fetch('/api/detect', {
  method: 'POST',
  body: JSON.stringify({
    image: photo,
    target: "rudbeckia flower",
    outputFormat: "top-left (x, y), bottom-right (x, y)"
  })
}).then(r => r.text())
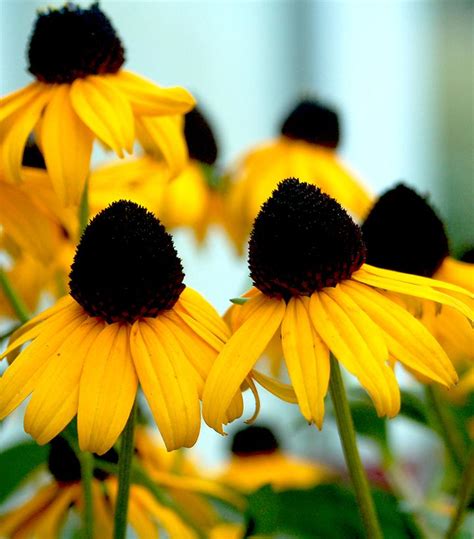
top-left (203, 179), bottom-right (473, 433)
top-left (218, 425), bottom-right (332, 493)
top-left (89, 106), bottom-right (223, 244)
top-left (224, 100), bottom-right (373, 253)
top-left (0, 437), bottom-right (197, 538)
top-left (362, 184), bottom-right (474, 363)
top-left (0, 2), bottom-right (194, 205)
top-left (0, 200), bottom-right (241, 453)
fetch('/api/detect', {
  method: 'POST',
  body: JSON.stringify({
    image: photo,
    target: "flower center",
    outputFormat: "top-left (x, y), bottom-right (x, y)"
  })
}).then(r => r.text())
top-left (231, 426), bottom-right (279, 457)
top-left (28, 3), bottom-right (125, 84)
top-left (184, 107), bottom-right (218, 165)
top-left (248, 178), bottom-right (366, 299)
top-left (69, 200), bottom-right (185, 324)
top-left (280, 100), bottom-right (340, 149)
top-left (362, 184), bottom-right (449, 277)
top-left (460, 248), bottom-right (474, 264)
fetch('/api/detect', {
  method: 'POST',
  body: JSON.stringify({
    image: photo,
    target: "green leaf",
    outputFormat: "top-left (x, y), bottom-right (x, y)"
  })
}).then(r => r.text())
top-left (0, 441), bottom-right (49, 503)
top-left (230, 297), bottom-right (248, 305)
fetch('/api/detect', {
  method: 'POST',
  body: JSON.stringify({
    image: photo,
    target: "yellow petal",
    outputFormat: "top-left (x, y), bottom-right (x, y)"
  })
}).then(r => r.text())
top-left (252, 369), bottom-right (297, 403)
top-left (309, 291), bottom-right (400, 417)
top-left (24, 318), bottom-right (104, 445)
top-left (434, 256), bottom-right (474, 293)
top-left (70, 75), bottom-right (134, 157)
top-left (41, 84), bottom-right (94, 206)
top-left (78, 323), bottom-right (138, 455)
top-left (281, 297), bottom-right (329, 428)
top-left (0, 82), bottom-right (43, 122)
top-left (202, 294), bottom-right (286, 433)
top-left (114, 70), bottom-right (195, 115)
top-left (130, 320), bottom-right (200, 451)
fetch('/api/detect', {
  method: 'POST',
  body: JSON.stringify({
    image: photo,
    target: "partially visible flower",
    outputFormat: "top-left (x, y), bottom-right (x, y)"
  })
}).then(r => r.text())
top-left (218, 425), bottom-right (332, 493)
top-left (0, 200), bottom-right (242, 454)
top-left (0, 3), bottom-right (194, 205)
top-left (203, 179), bottom-right (473, 433)
top-left (224, 100), bottom-right (373, 253)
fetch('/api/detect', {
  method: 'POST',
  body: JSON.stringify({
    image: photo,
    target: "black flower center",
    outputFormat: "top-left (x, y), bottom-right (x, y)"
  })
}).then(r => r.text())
top-left (69, 200), bottom-right (185, 324)
top-left (184, 107), bottom-right (218, 165)
top-left (28, 3), bottom-right (125, 84)
top-left (248, 179), bottom-right (366, 299)
top-left (460, 248), bottom-right (474, 264)
top-left (362, 184), bottom-right (449, 277)
top-left (280, 100), bottom-right (340, 149)
top-left (48, 437), bottom-right (118, 484)
top-left (231, 426), bottom-right (279, 457)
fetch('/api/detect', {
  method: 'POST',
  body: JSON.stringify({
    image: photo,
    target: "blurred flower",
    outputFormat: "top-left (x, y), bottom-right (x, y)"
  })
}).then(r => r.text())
top-left (203, 179), bottom-right (473, 433)
top-left (0, 201), bottom-right (241, 453)
top-left (224, 100), bottom-right (373, 254)
top-left (0, 3), bottom-right (194, 205)
top-left (218, 425), bottom-right (332, 493)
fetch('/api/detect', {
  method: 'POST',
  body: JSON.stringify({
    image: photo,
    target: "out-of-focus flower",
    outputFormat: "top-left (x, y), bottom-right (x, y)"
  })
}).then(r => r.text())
top-left (224, 100), bottom-right (373, 253)
top-left (203, 179), bottom-right (473, 433)
top-left (0, 3), bottom-right (194, 205)
top-left (0, 201), bottom-right (242, 454)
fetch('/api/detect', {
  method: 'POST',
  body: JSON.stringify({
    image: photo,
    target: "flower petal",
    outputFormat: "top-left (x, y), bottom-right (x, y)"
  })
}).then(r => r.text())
top-left (0, 82), bottom-right (43, 122)
top-left (78, 323), bottom-right (138, 454)
top-left (252, 369), bottom-right (297, 403)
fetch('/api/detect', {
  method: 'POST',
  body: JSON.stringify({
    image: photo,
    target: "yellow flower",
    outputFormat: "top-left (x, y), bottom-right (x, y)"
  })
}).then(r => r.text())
top-left (203, 179), bottom-right (473, 433)
top-left (0, 201), bottom-right (242, 454)
top-left (218, 425), bottom-right (332, 493)
top-left (0, 3), bottom-right (194, 205)
top-left (224, 100), bottom-right (373, 253)
top-left (362, 184), bottom-right (474, 364)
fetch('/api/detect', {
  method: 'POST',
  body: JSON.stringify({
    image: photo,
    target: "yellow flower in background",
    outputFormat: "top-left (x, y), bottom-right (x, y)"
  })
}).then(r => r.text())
top-left (224, 100), bottom-right (373, 254)
top-left (89, 106), bottom-right (224, 244)
top-left (218, 425), bottom-right (332, 493)
top-left (0, 3), bottom-right (194, 205)
top-left (0, 201), bottom-right (242, 454)
top-left (362, 184), bottom-right (474, 364)
top-left (203, 179), bottom-right (473, 434)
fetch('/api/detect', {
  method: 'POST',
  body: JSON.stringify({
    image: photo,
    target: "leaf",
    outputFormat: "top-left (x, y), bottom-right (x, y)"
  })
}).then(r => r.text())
top-left (0, 441), bottom-right (49, 503)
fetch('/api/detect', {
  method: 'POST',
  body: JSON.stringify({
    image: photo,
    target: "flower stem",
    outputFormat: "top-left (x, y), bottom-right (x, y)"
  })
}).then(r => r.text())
top-left (425, 385), bottom-right (465, 473)
top-left (445, 445), bottom-right (474, 539)
top-left (79, 451), bottom-right (94, 539)
top-left (113, 400), bottom-right (137, 539)
top-left (0, 269), bottom-right (29, 323)
top-left (329, 355), bottom-right (383, 539)
top-left (79, 177), bottom-right (89, 236)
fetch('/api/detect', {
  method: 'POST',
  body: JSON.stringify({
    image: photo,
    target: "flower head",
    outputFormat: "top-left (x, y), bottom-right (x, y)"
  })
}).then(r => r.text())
top-left (0, 200), bottom-right (236, 453)
top-left (203, 179), bottom-right (473, 433)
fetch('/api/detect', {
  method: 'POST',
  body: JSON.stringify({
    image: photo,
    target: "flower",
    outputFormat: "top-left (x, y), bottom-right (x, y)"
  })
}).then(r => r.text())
top-left (218, 425), bottom-right (332, 493)
top-left (362, 184), bottom-right (474, 363)
top-left (0, 436), bottom-right (199, 538)
top-left (0, 200), bottom-right (241, 454)
top-left (224, 100), bottom-right (373, 253)
top-left (202, 179), bottom-right (473, 433)
top-left (0, 3), bottom-right (194, 205)
top-left (89, 106), bottom-right (224, 244)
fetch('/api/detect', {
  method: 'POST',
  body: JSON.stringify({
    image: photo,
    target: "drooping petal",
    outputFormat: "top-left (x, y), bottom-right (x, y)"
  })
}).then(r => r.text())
top-left (130, 320), bottom-right (200, 451)
top-left (309, 291), bottom-right (400, 417)
top-left (252, 369), bottom-right (297, 403)
top-left (343, 280), bottom-right (458, 386)
top-left (0, 82), bottom-right (43, 122)
top-left (202, 293), bottom-right (286, 433)
top-left (281, 297), bottom-right (329, 428)
top-left (41, 84), bottom-right (94, 206)
top-left (114, 70), bottom-right (195, 115)
top-left (78, 323), bottom-right (138, 455)
top-left (434, 257), bottom-right (474, 293)
top-left (24, 318), bottom-right (104, 445)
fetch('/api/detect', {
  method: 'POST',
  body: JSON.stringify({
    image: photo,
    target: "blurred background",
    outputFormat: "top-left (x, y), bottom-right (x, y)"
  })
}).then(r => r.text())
top-left (1, 0), bottom-right (473, 478)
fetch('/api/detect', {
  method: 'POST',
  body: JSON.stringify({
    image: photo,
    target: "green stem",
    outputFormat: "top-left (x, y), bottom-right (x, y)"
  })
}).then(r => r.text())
top-left (79, 451), bottom-right (94, 539)
top-left (79, 177), bottom-right (89, 236)
top-left (0, 269), bottom-right (29, 323)
top-left (113, 400), bottom-right (137, 539)
top-left (445, 445), bottom-right (474, 539)
top-left (425, 385), bottom-right (465, 473)
top-left (329, 355), bottom-right (383, 539)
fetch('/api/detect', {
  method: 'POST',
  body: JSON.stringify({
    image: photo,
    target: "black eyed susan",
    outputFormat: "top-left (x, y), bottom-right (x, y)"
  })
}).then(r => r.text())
top-left (218, 425), bottom-right (332, 493)
top-left (362, 184), bottom-right (474, 363)
top-left (202, 179), bottom-right (474, 433)
top-left (0, 3), bottom-right (195, 205)
top-left (0, 200), bottom-right (241, 454)
top-left (224, 100), bottom-right (373, 254)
